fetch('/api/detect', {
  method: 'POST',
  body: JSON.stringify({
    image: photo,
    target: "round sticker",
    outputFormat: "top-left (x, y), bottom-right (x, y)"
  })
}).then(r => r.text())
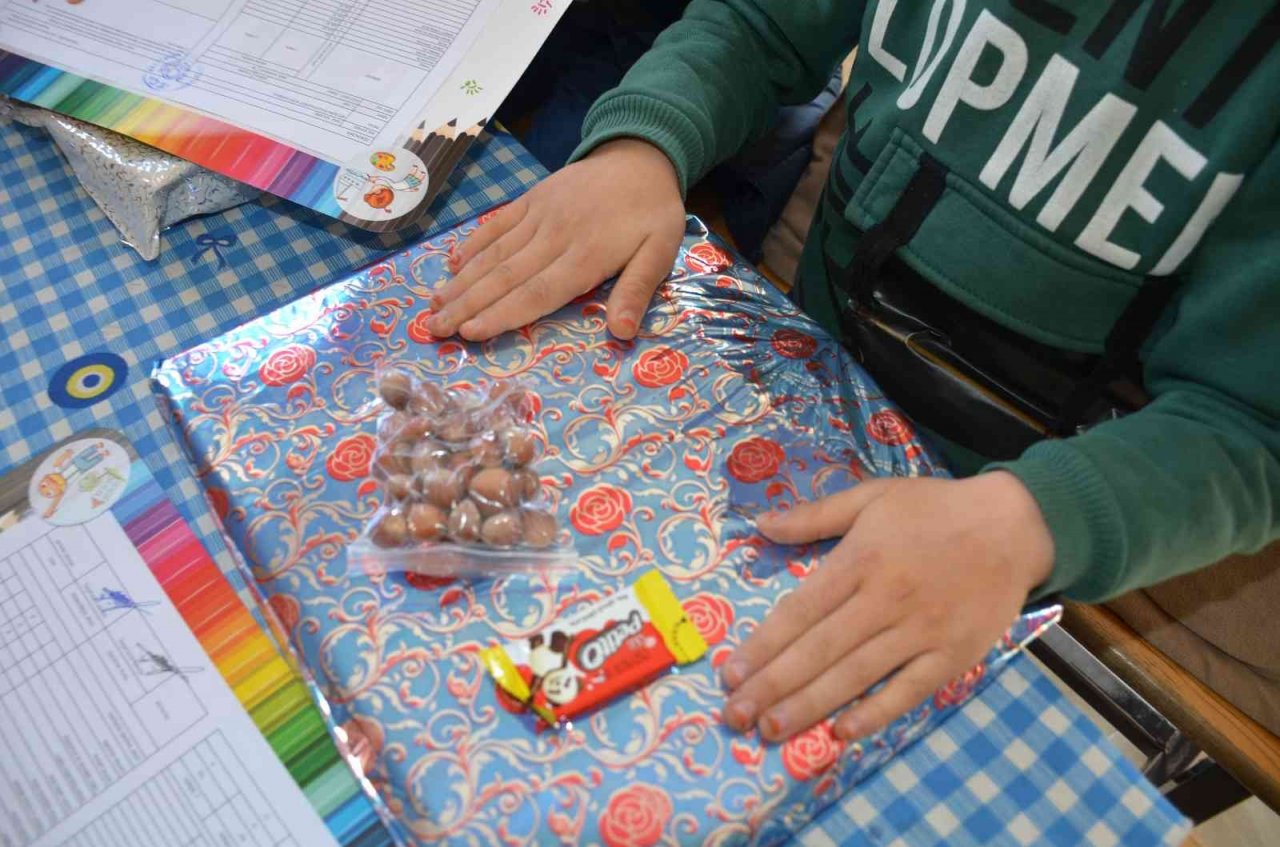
top-left (48, 352), bottom-right (128, 409)
top-left (28, 438), bottom-right (131, 526)
top-left (334, 148), bottom-right (429, 222)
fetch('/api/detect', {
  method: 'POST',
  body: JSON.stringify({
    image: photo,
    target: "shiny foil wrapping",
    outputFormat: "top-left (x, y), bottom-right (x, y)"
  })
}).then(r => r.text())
top-left (155, 214), bottom-right (1061, 846)
top-left (6, 98), bottom-right (258, 259)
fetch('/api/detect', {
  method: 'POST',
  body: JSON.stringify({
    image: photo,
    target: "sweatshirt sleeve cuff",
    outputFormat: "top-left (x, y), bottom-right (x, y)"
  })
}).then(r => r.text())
top-left (569, 92), bottom-right (708, 197)
top-left (986, 441), bottom-right (1129, 603)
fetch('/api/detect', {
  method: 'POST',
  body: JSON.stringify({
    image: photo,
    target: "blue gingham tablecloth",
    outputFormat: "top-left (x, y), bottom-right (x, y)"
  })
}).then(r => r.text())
top-left (0, 117), bottom-right (1190, 846)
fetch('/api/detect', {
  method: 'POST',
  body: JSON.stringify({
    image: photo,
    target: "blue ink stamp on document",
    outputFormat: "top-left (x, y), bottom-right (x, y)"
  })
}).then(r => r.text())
top-left (95, 587), bottom-right (158, 615)
top-left (143, 51), bottom-right (201, 92)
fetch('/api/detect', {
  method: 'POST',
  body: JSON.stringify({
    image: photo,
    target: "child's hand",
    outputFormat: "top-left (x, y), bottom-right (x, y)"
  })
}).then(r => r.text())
top-left (428, 139), bottom-right (686, 341)
top-left (721, 472), bottom-right (1054, 742)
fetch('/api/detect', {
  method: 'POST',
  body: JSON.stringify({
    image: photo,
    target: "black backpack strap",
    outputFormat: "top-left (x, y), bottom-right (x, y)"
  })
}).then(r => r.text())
top-left (1054, 274), bottom-right (1179, 435)
top-left (841, 153), bottom-right (948, 304)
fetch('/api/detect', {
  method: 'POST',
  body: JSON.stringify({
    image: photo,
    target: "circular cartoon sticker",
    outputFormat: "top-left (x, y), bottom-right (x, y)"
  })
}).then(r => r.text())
top-left (28, 438), bottom-right (131, 526)
top-left (334, 148), bottom-right (429, 221)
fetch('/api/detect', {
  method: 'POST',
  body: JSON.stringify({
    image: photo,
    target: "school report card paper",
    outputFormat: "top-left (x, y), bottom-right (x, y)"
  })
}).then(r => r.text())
top-left (0, 0), bottom-right (569, 230)
top-left (0, 431), bottom-right (337, 847)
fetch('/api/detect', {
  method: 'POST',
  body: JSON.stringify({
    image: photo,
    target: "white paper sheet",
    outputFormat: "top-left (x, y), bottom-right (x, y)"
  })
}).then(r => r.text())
top-left (0, 508), bottom-right (336, 847)
top-left (0, 0), bottom-right (500, 163)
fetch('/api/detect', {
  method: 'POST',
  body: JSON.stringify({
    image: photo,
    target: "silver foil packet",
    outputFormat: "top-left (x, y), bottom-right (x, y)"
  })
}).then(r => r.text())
top-left (3, 97), bottom-right (259, 260)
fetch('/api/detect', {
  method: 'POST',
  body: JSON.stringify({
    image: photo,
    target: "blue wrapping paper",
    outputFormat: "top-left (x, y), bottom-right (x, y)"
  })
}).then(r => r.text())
top-left (154, 215), bottom-right (1061, 846)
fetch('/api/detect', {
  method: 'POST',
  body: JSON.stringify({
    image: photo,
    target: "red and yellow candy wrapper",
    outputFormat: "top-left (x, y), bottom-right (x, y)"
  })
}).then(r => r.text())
top-left (482, 570), bottom-right (708, 728)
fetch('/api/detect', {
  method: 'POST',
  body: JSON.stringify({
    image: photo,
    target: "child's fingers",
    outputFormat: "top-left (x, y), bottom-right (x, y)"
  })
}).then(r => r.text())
top-left (754, 627), bottom-right (918, 742)
top-left (605, 235), bottom-right (679, 339)
top-left (834, 652), bottom-right (947, 741)
top-left (722, 595), bottom-right (897, 736)
top-left (720, 536), bottom-right (864, 689)
top-left (756, 480), bottom-right (892, 544)
top-left (434, 215), bottom-right (539, 310)
top-left (458, 254), bottom-right (587, 341)
top-left (428, 229), bottom-right (556, 336)
top-left (451, 198), bottom-right (528, 272)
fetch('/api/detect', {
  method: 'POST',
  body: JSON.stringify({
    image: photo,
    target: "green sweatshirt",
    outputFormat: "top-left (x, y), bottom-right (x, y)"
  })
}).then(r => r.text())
top-left (571, 1), bottom-right (1280, 602)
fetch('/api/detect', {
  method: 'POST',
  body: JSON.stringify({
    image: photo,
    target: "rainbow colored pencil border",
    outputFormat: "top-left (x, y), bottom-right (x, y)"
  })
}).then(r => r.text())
top-left (111, 454), bottom-right (392, 846)
top-left (0, 51), bottom-right (356, 224)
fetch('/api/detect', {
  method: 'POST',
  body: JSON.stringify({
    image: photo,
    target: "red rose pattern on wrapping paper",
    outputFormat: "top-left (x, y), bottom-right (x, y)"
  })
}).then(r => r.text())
top-left (683, 593), bottom-right (734, 645)
top-left (207, 485), bottom-right (230, 522)
top-left (258, 344), bottom-right (315, 386)
top-left (326, 433), bottom-right (377, 482)
top-left (684, 241), bottom-right (732, 274)
top-left (267, 593), bottom-right (301, 634)
top-left (771, 328), bottom-right (818, 360)
top-left (934, 663), bottom-right (987, 709)
top-left (598, 783), bottom-right (673, 847)
top-left (154, 220), bottom-right (1058, 845)
top-left (726, 437), bottom-right (785, 484)
top-left (631, 346), bottom-right (689, 389)
top-left (781, 720), bottom-right (845, 781)
top-left (406, 310), bottom-right (437, 344)
top-left (570, 484), bottom-right (632, 536)
top-left (867, 409), bottom-right (915, 446)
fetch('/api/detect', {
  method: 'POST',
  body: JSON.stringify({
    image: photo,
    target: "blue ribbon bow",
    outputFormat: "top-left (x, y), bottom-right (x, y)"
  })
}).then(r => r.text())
top-left (191, 232), bottom-right (236, 271)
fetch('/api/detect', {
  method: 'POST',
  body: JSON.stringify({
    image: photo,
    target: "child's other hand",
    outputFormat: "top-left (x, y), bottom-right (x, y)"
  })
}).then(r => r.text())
top-left (721, 472), bottom-right (1054, 743)
top-left (428, 139), bottom-right (685, 341)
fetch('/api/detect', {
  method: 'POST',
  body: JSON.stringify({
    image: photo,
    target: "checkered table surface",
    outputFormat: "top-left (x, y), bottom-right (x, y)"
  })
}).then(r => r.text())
top-left (0, 116), bottom-right (1190, 846)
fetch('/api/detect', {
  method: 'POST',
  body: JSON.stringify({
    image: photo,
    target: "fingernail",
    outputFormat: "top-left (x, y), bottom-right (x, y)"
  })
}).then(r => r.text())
top-left (459, 320), bottom-right (482, 339)
top-left (722, 659), bottom-right (749, 689)
top-left (428, 314), bottom-right (451, 334)
top-left (761, 710), bottom-right (786, 740)
top-left (614, 315), bottom-right (636, 337)
top-left (836, 716), bottom-right (862, 742)
top-left (724, 699), bottom-right (756, 730)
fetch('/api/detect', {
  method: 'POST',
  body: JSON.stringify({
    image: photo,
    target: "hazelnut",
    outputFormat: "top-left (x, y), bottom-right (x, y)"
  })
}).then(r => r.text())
top-left (437, 417), bottom-right (472, 444)
top-left (410, 440), bottom-right (446, 474)
top-left (397, 415), bottom-right (432, 444)
top-left (446, 450), bottom-right (475, 471)
top-left (378, 370), bottom-right (412, 409)
top-left (471, 435), bottom-right (505, 468)
top-left (385, 474), bottom-right (413, 501)
top-left (374, 446), bottom-right (411, 476)
top-left (502, 428), bottom-right (538, 467)
top-left (470, 467), bottom-right (516, 508)
top-left (486, 380), bottom-right (516, 407)
top-left (409, 381), bottom-right (448, 416)
top-left (448, 499), bottom-right (482, 542)
top-left (371, 511), bottom-right (408, 548)
top-left (407, 502), bottom-right (446, 541)
top-left (511, 469), bottom-right (541, 502)
top-left (378, 410), bottom-right (409, 441)
top-left (481, 511), bottom-right (523, 547)
top-left (522, 509), bottom-right (558, 549)
top-left (422, 469), bottom-right (466, 510)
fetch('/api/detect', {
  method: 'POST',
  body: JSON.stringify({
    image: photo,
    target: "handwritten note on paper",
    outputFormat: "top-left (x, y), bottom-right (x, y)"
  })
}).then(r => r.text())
top-left (0, 506), bottom-right (336, 847)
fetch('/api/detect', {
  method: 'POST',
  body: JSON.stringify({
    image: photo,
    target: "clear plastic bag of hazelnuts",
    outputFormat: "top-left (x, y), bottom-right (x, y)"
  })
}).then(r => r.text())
top-left (348, 365), bottom-right (576, 579)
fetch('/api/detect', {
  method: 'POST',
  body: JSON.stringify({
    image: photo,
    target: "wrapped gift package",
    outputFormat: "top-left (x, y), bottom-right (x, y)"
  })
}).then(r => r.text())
top-left (154, 215), bottom-right (1061, 846)
top-left (4, 98), bottom-right (260, 260)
